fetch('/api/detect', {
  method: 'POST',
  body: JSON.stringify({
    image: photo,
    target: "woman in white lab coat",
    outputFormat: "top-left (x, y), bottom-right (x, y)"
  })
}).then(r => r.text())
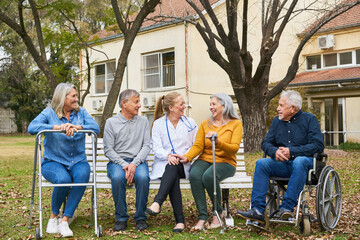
top-left (145, 92), bottom-right (197, 232)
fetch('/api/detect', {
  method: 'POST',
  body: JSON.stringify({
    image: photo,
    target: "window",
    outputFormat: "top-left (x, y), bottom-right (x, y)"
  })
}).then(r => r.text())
top-left (339, 51), bottom-right (352, 65)
top-left (306, 55), bottom-right (321, 70)
top-left (305, 49), bottom-right (360, 71)
top-left (94, 61), bottom-right (115, 94)
top-left (324, 53), bottom-right (337, 67)
top-left (143, 51), bottom-right (175, 89)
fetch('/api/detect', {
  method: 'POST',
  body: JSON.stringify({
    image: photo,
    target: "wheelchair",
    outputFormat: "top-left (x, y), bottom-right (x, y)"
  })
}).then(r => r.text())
top-left (248, 153), bottom-right (342, 236)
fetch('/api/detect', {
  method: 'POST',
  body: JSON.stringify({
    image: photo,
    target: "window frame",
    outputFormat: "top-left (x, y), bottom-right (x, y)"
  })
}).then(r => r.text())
top-left (93, 60), bottom-right (116, 96)
top-left (142, 50), bottom-right (175, 90)
top-left (305, 49), bottom-right (360, 71)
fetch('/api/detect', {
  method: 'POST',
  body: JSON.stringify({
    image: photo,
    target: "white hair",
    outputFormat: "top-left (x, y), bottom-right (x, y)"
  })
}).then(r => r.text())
top-left (210, 93), bottom-right (240, 120)
top-left (280, 90), bottom-right (302, 110)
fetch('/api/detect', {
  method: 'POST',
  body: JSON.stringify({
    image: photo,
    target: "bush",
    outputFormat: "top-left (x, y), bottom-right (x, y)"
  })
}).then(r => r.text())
top-left (339, 141), bottom-right (360, 151)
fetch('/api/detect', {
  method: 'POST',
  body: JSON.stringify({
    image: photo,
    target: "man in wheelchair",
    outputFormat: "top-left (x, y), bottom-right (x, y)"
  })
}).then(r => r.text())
top-left (237, 90), bottom-right (324, 225)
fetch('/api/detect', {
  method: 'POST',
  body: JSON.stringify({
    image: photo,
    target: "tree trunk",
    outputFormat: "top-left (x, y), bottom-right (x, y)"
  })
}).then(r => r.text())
top-left (233, 82), bottom-right (269, 153)
top-left (99, 39), bottom-right (131, 136)
top-left (241, 104), bottom-right (268, 152)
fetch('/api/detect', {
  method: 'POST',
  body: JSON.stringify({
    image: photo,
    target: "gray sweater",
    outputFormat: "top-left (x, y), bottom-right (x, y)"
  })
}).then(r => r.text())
top-left (103, 112), bottom-right (151, 167)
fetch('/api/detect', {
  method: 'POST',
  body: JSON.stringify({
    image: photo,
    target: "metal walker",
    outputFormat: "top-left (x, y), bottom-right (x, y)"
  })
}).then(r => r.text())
top-left (28, 130), bottom-right (102, 239)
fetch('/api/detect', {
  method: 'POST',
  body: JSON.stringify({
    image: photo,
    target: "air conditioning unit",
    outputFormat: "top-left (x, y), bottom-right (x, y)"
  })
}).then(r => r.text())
top-left (318, 35), bottom-right (335, 49)
top-left (92, 99), bottom-right (103, 111)
top-left (142, 95), bottom-right (155, 108)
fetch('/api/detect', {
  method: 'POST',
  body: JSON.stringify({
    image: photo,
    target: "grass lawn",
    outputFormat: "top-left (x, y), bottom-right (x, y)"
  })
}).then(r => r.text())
top-left (0, 134), bottom-right (359, 239)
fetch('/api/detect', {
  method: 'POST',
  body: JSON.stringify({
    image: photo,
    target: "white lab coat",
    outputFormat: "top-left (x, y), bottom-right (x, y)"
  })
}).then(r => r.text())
top-left (150, 115), bottom-right (198, 180)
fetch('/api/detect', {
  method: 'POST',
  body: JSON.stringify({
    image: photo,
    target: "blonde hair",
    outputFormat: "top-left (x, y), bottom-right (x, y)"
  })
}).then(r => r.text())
top-left (152, 92), bottom-right (181, 129)
top-left (51, 83), bottom-right (79, 119)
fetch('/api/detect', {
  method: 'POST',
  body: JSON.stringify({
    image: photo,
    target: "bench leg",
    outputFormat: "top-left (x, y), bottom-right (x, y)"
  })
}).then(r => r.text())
top-left (222, 189), bottom-right (230, 217)
top-left (222, 189), bottom-right (234, 227)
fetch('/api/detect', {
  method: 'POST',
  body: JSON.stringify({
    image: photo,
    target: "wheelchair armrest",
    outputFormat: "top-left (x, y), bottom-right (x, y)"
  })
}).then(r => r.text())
top-left (308, 152), bottom-right (327, 183)
top-left (313, 152), bottom-right (328, 164)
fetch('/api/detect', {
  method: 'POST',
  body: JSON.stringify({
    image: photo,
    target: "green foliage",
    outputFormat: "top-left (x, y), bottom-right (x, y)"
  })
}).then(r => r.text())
top-left (0, 0), bottom-right (118, 131)
top-left (339, 141), bottom-right (360, 151)
top-left (0, 61), bottom-right (51, 132)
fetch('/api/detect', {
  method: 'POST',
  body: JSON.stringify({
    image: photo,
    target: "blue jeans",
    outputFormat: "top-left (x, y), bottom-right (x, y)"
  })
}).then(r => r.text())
top-left (107, 160), bottom-right (150, 222)
top-left (251, 156), bottom-right (313, 213)
top-left (41, 161), bottom-right (90, 218)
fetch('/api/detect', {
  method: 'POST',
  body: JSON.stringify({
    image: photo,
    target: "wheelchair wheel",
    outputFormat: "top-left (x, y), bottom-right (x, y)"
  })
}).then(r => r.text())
top-left (316, 166), bottom-right (342, 230)
top-left (299, 215), bottom-right (311, 236)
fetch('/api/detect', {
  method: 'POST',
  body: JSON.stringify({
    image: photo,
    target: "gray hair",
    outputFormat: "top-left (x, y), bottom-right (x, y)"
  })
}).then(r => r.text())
top-left (280, 90), bottom-right (302, 110)
top-left (119, 89), bottom-right (140, 107)
top-left (210, 93), bottom-right (239, 121)
top-left (51, 83), bottom-right (79, 119)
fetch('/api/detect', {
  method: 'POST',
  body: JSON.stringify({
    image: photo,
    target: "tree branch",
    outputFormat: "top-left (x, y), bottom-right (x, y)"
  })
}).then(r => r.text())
top-left (241, 0), bottom-right (248, 51)
top-left (111, 0), bottom-right (127, 33)
top-left (28, 0), bottom-right (46, 60)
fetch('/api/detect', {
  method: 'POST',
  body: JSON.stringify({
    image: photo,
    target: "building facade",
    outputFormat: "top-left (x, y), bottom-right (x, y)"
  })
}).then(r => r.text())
top-left (291, 3), bottom-right (360, 144)
top-left (80, 0), bottom-right (360, 144)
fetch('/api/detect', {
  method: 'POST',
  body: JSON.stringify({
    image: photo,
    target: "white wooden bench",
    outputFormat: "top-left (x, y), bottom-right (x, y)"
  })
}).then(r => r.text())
top-left (86, 138), bottom-right (252, 190)
top-left (86, 138), bottom-right (251, 223)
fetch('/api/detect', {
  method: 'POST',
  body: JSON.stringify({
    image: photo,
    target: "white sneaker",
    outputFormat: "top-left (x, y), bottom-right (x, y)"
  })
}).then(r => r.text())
top-left (58, 221), bottom-right (73, 237)
top-left (46, 217), bottom-right (59, 234)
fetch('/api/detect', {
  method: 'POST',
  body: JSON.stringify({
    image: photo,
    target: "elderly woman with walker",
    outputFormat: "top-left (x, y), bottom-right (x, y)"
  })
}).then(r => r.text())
top-left (174, 93), bottom-right (243, 231)
top-left (28, 83), bottom-right (100, 237)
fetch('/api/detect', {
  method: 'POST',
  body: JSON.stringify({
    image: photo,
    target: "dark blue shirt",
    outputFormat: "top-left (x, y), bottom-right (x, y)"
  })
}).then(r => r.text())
top-left (261, 110), bottom-right (324, 159)
top-left (28, 107), bottom-right (100, 169)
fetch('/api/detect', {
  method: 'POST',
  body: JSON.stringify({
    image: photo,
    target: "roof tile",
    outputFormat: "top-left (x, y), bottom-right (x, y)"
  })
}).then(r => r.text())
top-left (291, 66), bottom-right (360, 84)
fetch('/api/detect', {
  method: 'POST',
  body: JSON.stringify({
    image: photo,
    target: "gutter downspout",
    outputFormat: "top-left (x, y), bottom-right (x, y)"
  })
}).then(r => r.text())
top-left (184, 21), bottom-right (189, 116)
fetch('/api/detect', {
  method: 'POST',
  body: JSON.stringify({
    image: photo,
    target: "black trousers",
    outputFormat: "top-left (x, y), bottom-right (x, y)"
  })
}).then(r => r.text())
top-left (153, 163), bottom-right (186, 223)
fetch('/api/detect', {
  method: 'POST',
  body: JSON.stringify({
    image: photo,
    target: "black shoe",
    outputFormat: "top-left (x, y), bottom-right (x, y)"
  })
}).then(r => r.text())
top-left (136, 219), bottom-right (148, 231)
top-left (172, 227), bottom-right (184, 233)
top-left (113, 221), bottom-right (127, 231)
top-left (237, 208), bottom-right (265, 224)
top-left (278, 208), bottom-right (293, 220)
top-left (145, 207), bottom-right (161, 216)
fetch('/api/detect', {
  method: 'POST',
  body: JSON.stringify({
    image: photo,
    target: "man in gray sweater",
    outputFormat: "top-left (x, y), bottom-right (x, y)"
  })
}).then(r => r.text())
top-left (104, 89), bottom-right (151, 231)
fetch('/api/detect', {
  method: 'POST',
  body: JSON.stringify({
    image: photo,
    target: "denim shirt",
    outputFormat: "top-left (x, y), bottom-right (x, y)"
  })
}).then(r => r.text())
top-left (28, 107), bottom-right (100, 169)
top-left (261, 110), bottom-right (324, 159)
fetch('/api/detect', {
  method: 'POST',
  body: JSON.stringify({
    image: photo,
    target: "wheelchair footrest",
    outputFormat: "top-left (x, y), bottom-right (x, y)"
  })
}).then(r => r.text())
top-left (269, 218), bottom-right (296, 224)
top-left (247, 220), bottom-right (270, 232)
